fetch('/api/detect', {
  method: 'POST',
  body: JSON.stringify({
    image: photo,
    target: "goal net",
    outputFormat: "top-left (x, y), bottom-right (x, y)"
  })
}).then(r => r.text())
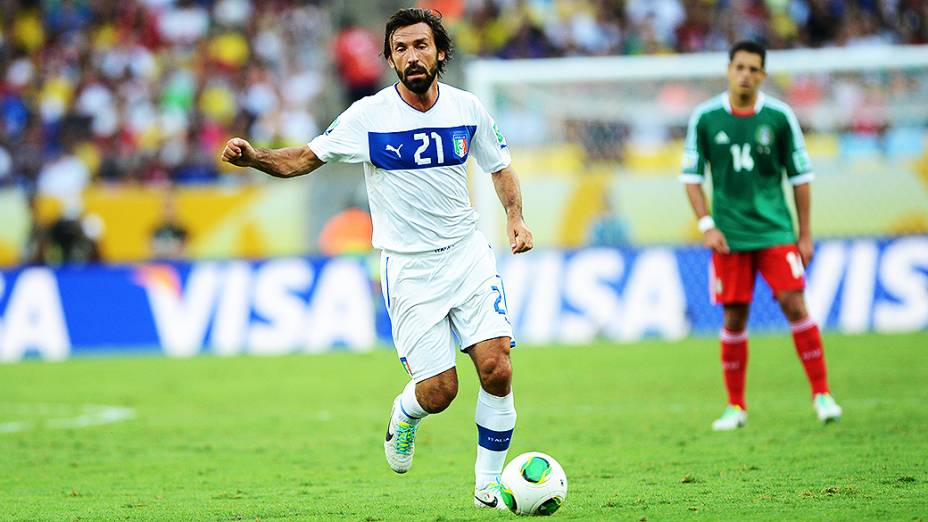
top-left (466, 45), bottom-right (928, 250)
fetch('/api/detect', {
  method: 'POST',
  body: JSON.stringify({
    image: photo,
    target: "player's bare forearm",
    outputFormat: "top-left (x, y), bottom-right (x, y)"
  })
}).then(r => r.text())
top-left (684, 183), bottom-right (710, 218)
top-left (492, 166), bottom-right (534, 253)
top-left (491, 166), bottom-right (524, 220)
top-left (252, 145), bottom-right (323, 178)
top-left (793, 182), bottom-right (814, 265)
top-left (220, 138), bottom-right (324, 178)
top-left (793, 182), bottom-right (812, 240)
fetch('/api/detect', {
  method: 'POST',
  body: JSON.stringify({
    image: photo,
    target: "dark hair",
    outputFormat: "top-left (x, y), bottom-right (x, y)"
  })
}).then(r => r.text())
top-left (383, 8), bottom-right (453, 75)
top-left (729, 40), bottom-right (766, 68)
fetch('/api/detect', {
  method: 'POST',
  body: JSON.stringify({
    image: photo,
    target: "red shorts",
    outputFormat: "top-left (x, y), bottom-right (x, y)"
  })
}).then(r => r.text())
top-left (710, 244), bottom-right (806, 305)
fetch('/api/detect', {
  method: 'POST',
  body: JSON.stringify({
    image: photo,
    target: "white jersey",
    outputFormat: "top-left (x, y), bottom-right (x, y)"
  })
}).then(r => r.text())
top-left (308, 82), bottom-right (511, 253)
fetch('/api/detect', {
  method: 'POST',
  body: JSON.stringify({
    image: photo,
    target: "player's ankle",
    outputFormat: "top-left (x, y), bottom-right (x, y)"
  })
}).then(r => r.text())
top-left (475, 473), bottom-right (499, 490)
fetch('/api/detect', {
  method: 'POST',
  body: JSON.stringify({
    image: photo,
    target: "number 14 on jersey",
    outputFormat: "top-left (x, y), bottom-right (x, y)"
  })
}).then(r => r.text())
top-left (730, 143), bottom-right (754, 172)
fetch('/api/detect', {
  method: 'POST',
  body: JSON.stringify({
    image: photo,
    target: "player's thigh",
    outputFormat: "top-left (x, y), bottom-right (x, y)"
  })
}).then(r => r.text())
top-left (385, 254), bottom-right (457, 383)
top-left (393, 313), bottom-right (458, 383)
top-left (757, 244), bottom-right (805, 297)
top-left (711, 250), bottom-right (757, 304)
top-left (448, 237), bottom-right (514, 351)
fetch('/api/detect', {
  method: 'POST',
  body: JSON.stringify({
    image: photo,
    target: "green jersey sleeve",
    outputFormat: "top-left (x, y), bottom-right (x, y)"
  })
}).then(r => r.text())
top-left (776, 102), bottom-right (815, 185)
top-left (680, 109), bottom-right (706, 184)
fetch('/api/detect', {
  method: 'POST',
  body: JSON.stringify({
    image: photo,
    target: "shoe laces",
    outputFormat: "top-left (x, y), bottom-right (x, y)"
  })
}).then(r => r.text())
top-left (394, 422), bottom-right (417, 456)
top-left (478, 476), bottom-right (504, 496)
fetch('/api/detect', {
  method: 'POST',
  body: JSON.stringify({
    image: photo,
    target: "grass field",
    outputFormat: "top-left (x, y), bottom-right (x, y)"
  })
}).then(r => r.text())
top-left (1, 332), bottom-right (926, 521)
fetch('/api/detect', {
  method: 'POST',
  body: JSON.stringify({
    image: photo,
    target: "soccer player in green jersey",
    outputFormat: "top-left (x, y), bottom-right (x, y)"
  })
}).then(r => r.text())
top-left (681, 41), bottom-right (842, 431)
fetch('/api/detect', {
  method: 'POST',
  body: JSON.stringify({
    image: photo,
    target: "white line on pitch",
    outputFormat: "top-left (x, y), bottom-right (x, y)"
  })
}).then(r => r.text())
top-left (0, 404), bottom-right (136, 434)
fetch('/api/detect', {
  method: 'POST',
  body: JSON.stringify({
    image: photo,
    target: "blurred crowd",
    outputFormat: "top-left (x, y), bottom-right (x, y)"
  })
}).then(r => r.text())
top-left (449, 0), bottom-right (928, 59)
top-left (0, 0), bottom-right (926, 195)
top-left (0, 0), bottom-right (337, 196)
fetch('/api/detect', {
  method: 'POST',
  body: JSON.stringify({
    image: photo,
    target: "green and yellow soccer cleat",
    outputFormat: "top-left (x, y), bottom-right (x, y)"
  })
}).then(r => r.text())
top-left (384, 396), bottom-right (418, 473)
top-left (813, 393), bottom-right (843, 423)
top-left (474, 476), bottom-right (510, 510)
top-left (712, 404), bottom-right (747, 431)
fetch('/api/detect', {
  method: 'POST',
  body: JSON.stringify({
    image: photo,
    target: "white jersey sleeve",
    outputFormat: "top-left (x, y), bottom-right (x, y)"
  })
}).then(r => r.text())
top-left (308, 102), bottom-right (369, 164)
top-left (470, 100), bottom-right (511, 174)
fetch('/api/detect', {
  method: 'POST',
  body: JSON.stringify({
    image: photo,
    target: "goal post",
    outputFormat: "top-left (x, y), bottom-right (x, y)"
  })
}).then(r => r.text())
top-left (466, 45), bottom-right (928, 249)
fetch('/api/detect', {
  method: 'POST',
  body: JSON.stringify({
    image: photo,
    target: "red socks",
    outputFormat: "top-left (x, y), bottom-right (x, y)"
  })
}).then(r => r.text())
top-left (720, 318), bottom-right (830, 409)
top-left (790, 317), bottom-right (830, 395)
top-left (720, 328), bottom-right (748, 409)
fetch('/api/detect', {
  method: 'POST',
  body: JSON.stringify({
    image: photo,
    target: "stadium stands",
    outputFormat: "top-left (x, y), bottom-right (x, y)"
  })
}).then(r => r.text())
top-left (2, 1), bottom-right (925, 191)
top-left (0, 1), bottom-right (925, 264)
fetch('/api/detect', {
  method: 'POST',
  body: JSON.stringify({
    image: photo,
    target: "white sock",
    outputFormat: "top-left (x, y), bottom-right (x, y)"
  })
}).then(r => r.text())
top-left (397, 379), bottom-right (428, 425)
top-left (474, 387), bottom-right (516, 489)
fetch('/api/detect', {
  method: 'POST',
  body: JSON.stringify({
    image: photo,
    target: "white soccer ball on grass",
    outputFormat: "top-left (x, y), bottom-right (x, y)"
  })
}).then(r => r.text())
top-left (499, 452), bottom-right (568, 516)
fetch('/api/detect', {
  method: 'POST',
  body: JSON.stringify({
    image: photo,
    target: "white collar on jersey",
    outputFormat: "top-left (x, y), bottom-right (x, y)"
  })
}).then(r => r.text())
top-left (721, 91), bottom-right (766, 114)
top-left (394, 82), bottom-right (442, 114)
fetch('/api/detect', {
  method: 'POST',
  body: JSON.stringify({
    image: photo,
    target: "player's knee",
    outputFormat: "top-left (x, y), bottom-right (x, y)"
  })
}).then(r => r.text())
top-left (723, 306), bottom-right (749, 331)
top-left (777, 292), bottom-right (807, 321)
top-left (430, 382), bottom-right (457, 413)
top-left (419, 374), bottom-right (458, 413)
top-left (478, 357), bottom-right (512, 395)
top-left (723, 317), bottom-right (747, 331)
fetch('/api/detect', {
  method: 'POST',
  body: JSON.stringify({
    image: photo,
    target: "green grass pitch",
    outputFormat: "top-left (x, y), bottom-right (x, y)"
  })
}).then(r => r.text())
top-left (1, 332), bottom-right (926, 521)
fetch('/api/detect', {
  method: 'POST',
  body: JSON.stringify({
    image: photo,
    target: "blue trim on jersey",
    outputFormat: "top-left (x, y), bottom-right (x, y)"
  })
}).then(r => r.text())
top-left (477, 424), bottom-right (514, 451)
top-left (368, 125), bottom-right (477, 170)
top-left (492, 275), bottom-right (513, 332)
top-left (384, 256), bottom-right (391, 309)
top-left (495, 275), bottom-right (510, 317)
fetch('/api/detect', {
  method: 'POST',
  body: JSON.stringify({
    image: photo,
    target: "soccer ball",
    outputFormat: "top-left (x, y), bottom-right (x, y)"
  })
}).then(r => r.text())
top-left (499, 452), bottom-right (568, 516)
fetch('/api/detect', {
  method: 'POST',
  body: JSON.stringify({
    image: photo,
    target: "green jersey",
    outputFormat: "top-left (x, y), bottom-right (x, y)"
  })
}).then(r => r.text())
top-left (681, 92), bottom-right (813, 251)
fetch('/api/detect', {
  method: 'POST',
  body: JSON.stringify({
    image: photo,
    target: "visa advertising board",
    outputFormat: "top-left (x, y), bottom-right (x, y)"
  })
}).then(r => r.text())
top-left (1, 236), bottom-right (926, 362)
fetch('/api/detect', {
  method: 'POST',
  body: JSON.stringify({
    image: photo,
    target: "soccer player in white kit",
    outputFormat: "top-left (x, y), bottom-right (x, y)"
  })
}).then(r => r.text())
top-left (220, 8), bottom-right (533, 510)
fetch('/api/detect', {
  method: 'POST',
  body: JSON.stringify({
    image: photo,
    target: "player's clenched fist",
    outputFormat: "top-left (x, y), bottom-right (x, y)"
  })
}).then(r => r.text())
top-left (221, 138), bottom-right (257, 167)
top-left (508, 219), bottom-right (534, 254)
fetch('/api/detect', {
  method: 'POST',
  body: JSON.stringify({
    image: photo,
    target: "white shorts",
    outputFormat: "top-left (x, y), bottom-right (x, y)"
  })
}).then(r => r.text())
top-left (381, 230), bottom-right (514, 383)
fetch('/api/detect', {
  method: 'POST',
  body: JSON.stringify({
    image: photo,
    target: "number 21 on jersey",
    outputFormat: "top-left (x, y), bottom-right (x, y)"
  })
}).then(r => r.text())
top-left (413, 132), bottom-right (444, 166)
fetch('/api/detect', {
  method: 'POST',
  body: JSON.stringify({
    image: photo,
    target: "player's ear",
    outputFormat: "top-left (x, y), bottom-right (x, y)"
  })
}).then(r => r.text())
top-left (437, 49), bottom-right (445, 63)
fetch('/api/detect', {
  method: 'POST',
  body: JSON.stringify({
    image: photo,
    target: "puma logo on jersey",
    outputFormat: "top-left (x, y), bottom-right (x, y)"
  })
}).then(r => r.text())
top-left (385, 144), bottom-right (403, 158)
top-left (714, 131), bottom-right (730, 144)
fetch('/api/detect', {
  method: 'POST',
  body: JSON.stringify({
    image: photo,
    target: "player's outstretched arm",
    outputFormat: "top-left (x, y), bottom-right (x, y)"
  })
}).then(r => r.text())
top-left (491, 166), bottom-right (534, 254)
top-left (220, 138), bottom-right (324, 178)
top-left (684, 182), bottom-right (730, 254)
